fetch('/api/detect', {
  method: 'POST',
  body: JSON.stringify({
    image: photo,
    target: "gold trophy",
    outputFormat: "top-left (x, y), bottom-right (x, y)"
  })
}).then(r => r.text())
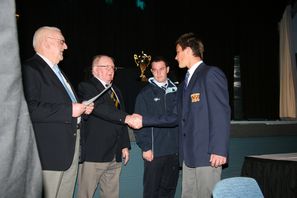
top-left (134, 51), bottom-right (151, 82)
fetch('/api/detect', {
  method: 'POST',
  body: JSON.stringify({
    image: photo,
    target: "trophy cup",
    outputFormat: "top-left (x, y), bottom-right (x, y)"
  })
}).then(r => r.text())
top-left (134, 51), bottom-right (151, 82)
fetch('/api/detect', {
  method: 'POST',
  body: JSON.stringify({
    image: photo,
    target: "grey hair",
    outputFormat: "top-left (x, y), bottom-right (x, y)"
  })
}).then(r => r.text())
top-left (32, 26), bottom-right (61, 50)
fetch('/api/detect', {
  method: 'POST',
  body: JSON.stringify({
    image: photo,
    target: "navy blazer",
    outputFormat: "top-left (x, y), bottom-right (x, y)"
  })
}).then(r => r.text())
top-left (144, 63), bottom-right (230, 167)
top-left (78, 77), bottom-right (130, 163)
top-left (22, 54), bottom-right (78, 171)
top-left (179, 63), bottom-right (230, 167)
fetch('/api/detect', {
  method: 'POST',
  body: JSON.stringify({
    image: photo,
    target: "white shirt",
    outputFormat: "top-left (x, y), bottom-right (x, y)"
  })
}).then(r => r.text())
top-left (187, 60), bottom-right (203, 85)
top-left (153, 79), bottom-right (168, 89)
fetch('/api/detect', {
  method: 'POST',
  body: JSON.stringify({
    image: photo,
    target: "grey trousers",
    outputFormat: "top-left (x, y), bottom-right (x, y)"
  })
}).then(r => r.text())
top-left (181, 162), bottom-right (221, 198)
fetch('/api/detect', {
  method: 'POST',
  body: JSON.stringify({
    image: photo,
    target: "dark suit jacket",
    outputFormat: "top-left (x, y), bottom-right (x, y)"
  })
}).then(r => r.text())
top-left (144, 63), bottom-right (230, 168)
top-left (22, 54), bottom-right (78, 171)
top-left (179, 63), bottom-right (230, 167)
top-left (78, 77), bottom-right (130, 163)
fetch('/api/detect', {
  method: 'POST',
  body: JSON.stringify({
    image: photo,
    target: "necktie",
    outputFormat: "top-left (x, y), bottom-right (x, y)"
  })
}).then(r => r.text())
top-left (161, 83), bottom-right (167, 91)
top-left (106, 85), bottom-right (120, 109)
top-left (184, 71), bottom-right (190, 89)
top-left (110, 90), bottom-right (120, 109)
top-left (53, 65), bottom-right (77, 102)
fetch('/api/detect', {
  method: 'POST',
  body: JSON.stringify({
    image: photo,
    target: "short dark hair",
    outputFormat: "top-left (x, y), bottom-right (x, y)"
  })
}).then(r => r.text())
top-left (151, 56), bottom-right (169, 67)
top-left (176, 32), bottom-right (204, 59)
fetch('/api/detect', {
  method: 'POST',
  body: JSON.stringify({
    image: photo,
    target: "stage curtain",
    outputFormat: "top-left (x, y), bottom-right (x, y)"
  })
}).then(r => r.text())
top-left (279, 5), bottom-right (297, 120)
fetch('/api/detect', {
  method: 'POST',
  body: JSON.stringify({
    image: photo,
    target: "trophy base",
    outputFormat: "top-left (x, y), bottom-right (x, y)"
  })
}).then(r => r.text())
top-left (139, 76), bottom-right (148, 82)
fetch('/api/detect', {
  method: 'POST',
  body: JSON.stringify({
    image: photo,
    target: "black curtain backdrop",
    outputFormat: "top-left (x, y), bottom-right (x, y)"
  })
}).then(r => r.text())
top-left (16, 0), bottom-right (292, 118)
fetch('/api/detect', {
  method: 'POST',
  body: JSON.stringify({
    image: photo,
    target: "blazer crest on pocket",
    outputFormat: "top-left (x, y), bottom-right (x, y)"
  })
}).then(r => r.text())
top-left (191, 93), bottom-right (200, 103)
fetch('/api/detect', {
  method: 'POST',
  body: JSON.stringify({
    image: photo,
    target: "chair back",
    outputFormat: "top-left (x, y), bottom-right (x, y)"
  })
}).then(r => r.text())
top-left (212, 177), bottom-right (264, 198)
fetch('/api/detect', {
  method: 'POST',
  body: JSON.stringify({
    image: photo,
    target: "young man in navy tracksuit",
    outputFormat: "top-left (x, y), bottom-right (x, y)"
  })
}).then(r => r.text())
top-left (134, 56), bottom-right (179, 198)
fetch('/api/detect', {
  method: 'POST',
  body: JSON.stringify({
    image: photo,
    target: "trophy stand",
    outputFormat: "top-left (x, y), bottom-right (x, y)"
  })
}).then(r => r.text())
top-left (139, 63), bottom-right (148, 82)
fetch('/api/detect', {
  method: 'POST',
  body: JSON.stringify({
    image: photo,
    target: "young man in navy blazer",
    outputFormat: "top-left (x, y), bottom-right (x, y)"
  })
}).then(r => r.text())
top-left (135, 33), bottom-right (231, 198)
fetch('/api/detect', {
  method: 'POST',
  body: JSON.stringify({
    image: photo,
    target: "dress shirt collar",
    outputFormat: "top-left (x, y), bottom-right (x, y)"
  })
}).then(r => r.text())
top-left (187, 60), bottom-right (203, 83)
top-left (152, 78), bottom-right (168, 89)
top-left (94, 76), bottom-right (112, 88)
top-left (37, 53), bottom-right (56, 70)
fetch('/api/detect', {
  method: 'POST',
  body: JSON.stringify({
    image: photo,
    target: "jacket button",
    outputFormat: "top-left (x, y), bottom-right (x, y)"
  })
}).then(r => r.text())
top-left (183, 133), bottom-right (186, 137)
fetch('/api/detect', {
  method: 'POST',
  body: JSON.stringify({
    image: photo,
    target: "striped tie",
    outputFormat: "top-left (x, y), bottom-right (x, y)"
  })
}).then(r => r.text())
top-left (161, 83), bottom-right (167, 91)
top-left (110, 90), bottom-right (120, 109)
top-left (184, 71), bottom-right (190, 89)
top-left (105, 84), bottom-right (120, 109)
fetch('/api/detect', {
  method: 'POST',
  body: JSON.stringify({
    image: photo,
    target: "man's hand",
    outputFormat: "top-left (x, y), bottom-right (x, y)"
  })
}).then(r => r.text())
top-left (122, 148), bottom-right (129, 165)
top-left (84, 102), bottom-right (94, 115)
top-left (72, 102), bottom-right (95, 117)
top-left (142, 150), bottom-right (154, 162)
top-left (125, 113), bottom-right (143, 129)
top-left (209, 154), bottom-right (227, 168)
top-left (72, 103), bottom-right (86, 117)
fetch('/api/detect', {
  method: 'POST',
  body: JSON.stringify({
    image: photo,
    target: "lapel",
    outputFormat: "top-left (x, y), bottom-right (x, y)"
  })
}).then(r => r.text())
top-left (59, 69), bottom-right (79, 101)
top-left (89, 77), bottom-right (111, 102)
top-left (35, 54), bottom-right (74, 102)
top-left (181, 63), bottom-right (205, 114)
top-left (90, 77), bottom-right (105, 92)
top-left (89, 77), bottom-right (124, 111)
top-left (187, 63), bottom-right (205, 90)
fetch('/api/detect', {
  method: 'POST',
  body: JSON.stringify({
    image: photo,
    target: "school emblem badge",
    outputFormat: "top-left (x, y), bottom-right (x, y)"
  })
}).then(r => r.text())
top-left (191, 93), bottom-right (200, 103)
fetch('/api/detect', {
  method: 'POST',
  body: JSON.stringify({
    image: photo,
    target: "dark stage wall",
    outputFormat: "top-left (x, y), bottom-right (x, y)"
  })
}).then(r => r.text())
top-left (16, 0), bottom-right (293, 118)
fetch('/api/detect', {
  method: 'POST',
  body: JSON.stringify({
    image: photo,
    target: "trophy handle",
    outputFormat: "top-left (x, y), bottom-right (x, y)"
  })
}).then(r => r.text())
top-left (134, 54), bottom-right (139, 66)
top-left (147, 55), bottom-right (151, 63)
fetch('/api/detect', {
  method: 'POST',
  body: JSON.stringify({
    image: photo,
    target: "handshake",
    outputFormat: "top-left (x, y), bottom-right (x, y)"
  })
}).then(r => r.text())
top-left (125, 114), bottom-right (143, 129)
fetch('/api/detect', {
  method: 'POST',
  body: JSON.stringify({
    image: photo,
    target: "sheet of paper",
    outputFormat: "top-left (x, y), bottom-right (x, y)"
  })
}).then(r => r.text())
top-left (82, 84), bottom-right (111, 105)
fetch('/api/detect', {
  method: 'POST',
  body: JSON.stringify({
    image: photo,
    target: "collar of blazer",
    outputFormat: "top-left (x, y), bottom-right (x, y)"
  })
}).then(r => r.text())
top-left (90, 76), bottom-right (106, 91)
top-left (186, 63), bottom-right (206, 89)
top-left (89, 77), bottom-right (123, 107)
top-left (36, 54), bottom-right (66, 89)
top-left (35, 54), bottom-right (77, 101)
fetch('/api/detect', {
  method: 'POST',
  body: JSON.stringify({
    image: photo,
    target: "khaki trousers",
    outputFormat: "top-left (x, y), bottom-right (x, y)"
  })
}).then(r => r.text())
top-left (42, 129), bottom-right (80, 198)
top-left (78, 159), bottom-right (122, 198)
top-left (181, 162), bottom-right (221, 198)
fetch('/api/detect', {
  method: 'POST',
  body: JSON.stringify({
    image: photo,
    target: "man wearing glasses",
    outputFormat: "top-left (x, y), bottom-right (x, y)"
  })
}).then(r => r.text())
top-left (77, 55), bottom-right (140, 198)
top-left (22, 26), bottom-right (94, 198)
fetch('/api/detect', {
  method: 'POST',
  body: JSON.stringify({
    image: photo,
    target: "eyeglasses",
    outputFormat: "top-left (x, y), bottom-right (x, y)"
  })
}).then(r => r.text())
top-left (95, 65), bottom-right (117, 71)
top-left (47, 37), bottom-right (66, 45)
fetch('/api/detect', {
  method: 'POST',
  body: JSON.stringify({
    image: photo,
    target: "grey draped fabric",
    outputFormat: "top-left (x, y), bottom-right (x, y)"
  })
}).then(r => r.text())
top-left (0, 0), bottom-right (42, 197)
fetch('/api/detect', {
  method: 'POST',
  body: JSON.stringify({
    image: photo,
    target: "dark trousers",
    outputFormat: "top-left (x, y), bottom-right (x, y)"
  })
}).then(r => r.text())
top-left (143, 154), bottom-right (180, 198)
